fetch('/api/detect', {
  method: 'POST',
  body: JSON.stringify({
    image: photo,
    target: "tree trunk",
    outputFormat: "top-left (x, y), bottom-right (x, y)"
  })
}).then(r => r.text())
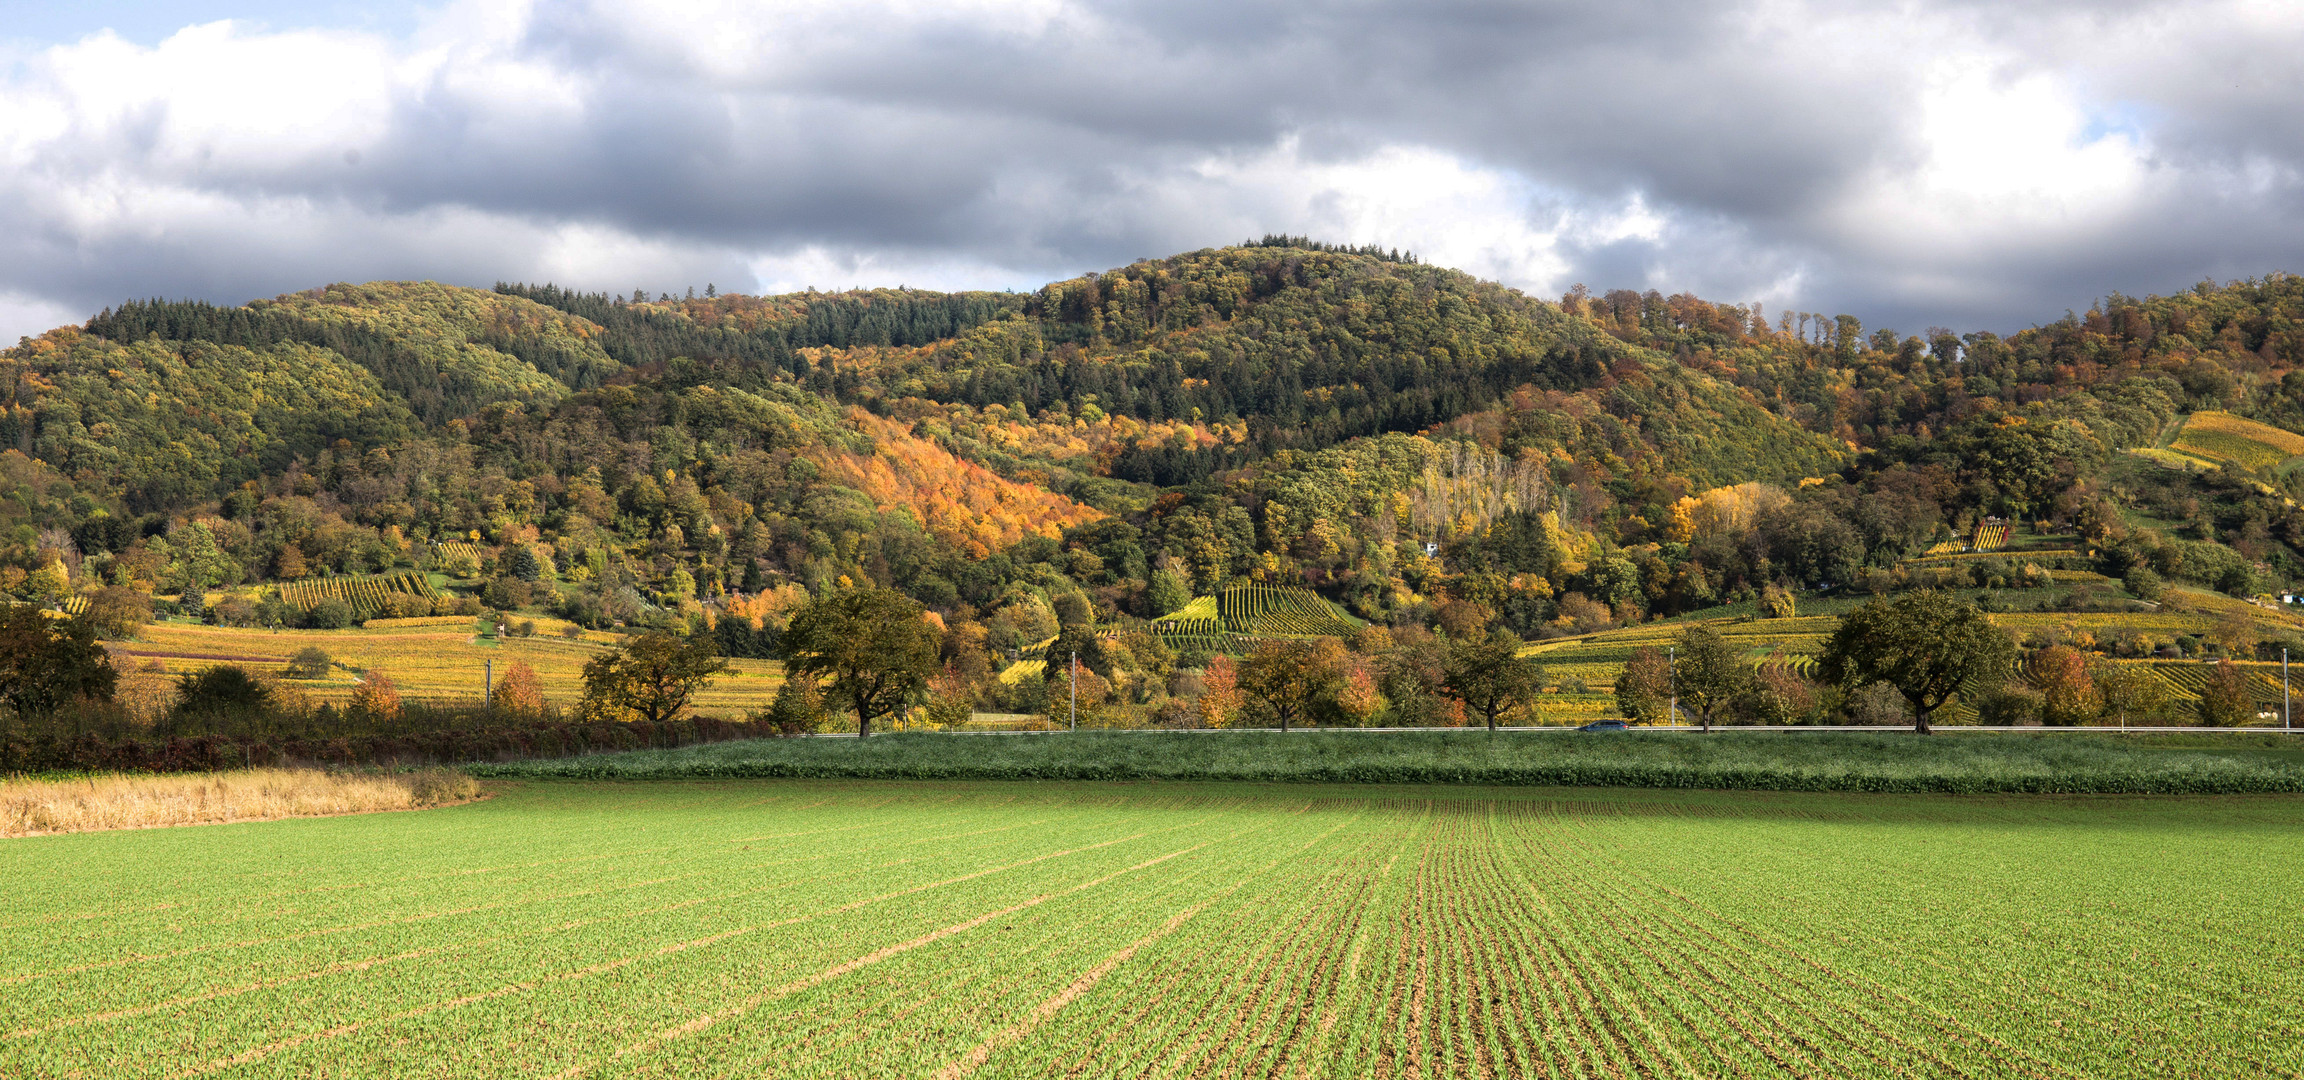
top-left (857, 692), bottom-right (872, 738)
top-left (1913, 703), bottom-right (1933, 735)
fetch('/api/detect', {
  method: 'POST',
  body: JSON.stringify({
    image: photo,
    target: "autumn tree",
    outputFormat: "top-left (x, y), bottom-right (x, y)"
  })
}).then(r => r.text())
top-left (2093, 661), bottom-right (2170, 728)
top-left (352, 669), bottom-right (403, 723)
top-left (1442, 628), bottom-right (1543, 731)
top-left (580, 632), bottom-right (728, 725)
top-left (1197, 654), bottom-right (1241, 728)
top-left (1819, 590), bottom-right (2015, 734)
top-left (2196, 659), bottom-right (2258, 727)
top-left (2032, 646), bottom-right (2102, 726)
top-left (1237, 639), bottom-right (1338, 731)
top-left (923, 664), bottom-right (975, 728)
top-left (781, 588), bottom-right (940, 737)
top-left (493, 659), bottom-right (546, 718)
top-left (1615, 645), bottom-right (1671, 725)
top-left (83, 585), bottom-right (153, 639)
top-left (1334, 655), bottom-right (1386, 725)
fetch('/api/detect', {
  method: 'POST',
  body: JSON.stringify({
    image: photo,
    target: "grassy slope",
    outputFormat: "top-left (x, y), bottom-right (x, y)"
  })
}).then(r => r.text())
top-left (469, 729), bottom-right (2304, 794)
top-left (5, 780), bottom-right (2298, 1077)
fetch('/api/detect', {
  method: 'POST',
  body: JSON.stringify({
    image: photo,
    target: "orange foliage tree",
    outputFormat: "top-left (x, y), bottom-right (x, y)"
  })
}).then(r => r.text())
top-left (493, 659), bottom-right (545, 718)
top-left (351, 670), bottom-right (403, 723)
top-left (811, 411), bottom-right (1101, 557)
top-left (1197, 654), bottom-right (1241, 729)
top-left (2032, 645), bottom-right (2101, 726)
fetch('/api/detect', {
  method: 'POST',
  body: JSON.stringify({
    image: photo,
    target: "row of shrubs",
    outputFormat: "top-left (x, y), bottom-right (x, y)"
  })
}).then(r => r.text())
top-left (0, 715), bottom-right (810, 775)
top-left (471, 730), bottom-right (2304, 796)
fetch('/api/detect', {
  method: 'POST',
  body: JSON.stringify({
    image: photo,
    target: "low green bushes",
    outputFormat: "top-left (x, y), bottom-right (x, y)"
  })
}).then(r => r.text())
top-left (5, 716), bottom-right (790, 774)
top-left (470, 729), bottom-right (2304, 795)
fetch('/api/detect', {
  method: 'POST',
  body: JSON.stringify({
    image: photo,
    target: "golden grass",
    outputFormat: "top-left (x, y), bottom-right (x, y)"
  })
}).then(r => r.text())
top-left (1, 768), bottom-right (480, 838)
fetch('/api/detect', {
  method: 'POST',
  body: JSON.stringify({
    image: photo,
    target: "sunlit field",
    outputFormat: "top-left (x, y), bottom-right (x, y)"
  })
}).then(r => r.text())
top-left (6, 779), bottom-right (2300, 1077)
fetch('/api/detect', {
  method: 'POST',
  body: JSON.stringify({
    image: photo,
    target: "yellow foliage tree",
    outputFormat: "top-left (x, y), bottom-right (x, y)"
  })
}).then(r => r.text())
top-left (494, 659), bottom-right (545, 718)
top-left (1664, 497), bottom-right (1700, 543)
top-left (1693, 483), bottom-right (1790, 537)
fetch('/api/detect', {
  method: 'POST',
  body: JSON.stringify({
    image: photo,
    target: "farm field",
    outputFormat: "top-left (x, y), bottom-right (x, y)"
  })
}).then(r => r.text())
top-left (105, 620), bottom-right (785, 716)
top-left (4, 779), bottom-right (2300, 1078)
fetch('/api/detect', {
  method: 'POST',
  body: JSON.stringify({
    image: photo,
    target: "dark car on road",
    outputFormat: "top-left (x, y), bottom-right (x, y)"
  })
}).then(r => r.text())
top-left (1575, 719), bottom-right (1628, 732)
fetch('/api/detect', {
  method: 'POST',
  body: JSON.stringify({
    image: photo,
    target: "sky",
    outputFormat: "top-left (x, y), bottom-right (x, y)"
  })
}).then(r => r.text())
top-left (1, 0), bottom-right (2301, 345)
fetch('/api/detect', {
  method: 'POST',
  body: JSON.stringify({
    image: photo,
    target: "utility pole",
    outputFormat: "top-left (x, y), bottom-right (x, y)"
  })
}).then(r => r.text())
top-left (1069, 651), bottom-right (1077, 732)
top-left (485, 658), bottom-right (493, 710)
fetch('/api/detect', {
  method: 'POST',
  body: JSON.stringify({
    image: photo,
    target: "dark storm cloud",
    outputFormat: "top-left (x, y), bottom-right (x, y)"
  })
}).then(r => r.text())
top-left (0, 0), bottom-right (2300, 343)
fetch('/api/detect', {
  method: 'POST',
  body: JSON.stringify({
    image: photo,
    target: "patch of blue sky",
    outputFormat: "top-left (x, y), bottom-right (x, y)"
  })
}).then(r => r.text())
top-left (2079, 103), bottom-right (2154, 146)
top-left (0, 1), bottom-right (424, 48)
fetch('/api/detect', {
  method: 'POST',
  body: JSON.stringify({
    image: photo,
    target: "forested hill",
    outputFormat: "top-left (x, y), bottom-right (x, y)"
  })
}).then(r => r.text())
top-left (3, 242), bottom-right (2303, 656)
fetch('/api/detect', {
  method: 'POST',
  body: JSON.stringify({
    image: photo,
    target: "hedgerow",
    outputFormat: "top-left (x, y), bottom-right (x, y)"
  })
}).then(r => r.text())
top-left (470, 729), bottom-right (2304, 795)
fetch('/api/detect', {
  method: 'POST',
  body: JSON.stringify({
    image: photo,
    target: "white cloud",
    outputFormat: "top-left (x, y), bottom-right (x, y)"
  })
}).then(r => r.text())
top-left (0, 0), bottom-right (2299, 346)
top-left (1846, 61), bottom-right (2153, 254)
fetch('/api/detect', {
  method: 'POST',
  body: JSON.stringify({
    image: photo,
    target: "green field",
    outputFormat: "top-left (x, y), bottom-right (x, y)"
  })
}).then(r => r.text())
top-left (5, 780), bottom-right (2300, 1077)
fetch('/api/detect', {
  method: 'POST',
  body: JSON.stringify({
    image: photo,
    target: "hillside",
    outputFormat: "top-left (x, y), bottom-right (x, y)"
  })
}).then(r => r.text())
top-left (3, 243), bottom-right (2304, 724)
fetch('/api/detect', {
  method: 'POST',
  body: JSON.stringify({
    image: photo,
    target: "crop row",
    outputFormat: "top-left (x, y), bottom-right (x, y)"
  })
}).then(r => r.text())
top-left (1216, 584), bottom-right (1357, 638)
top-left (432, 541), bottom-right (488, 569)
top-left (8, 782), bottom-right (2296, 1077)
top-left (2144, 660), bottom-right (2290, 704)
top-left (277, 571), bottom-right (441, 615)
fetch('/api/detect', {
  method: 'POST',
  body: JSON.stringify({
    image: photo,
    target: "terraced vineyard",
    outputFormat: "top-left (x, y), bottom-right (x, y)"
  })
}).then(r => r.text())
top-left (2169, 411), bottom-right (2304, 472)
top-left (431, 541), bottom-right (489, 571)
top-left (1142, 585), bottom-right (1358, 654)
top-left (276, 571), bottom-right (441, 617)
top-left (1216, 583), bottom-right (1357, 638)
top-left (2146, 659), bottom-right (2289, 707)
top-left (6, 780), bottom-right (2299, 1078)
top-left (1522, 615), bottom-right (1843, 687)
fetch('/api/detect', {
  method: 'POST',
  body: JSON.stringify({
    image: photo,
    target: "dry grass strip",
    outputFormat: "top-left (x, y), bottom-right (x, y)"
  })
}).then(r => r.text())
top-left (2, 768), bottom-right (480, 838)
